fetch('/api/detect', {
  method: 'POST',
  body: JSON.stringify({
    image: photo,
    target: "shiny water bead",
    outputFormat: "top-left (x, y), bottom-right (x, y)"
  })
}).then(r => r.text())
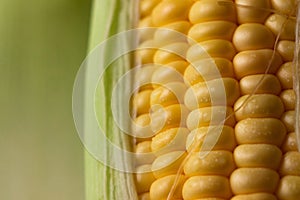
top-left (151, 151), bottom-right (186, 178)
top-left (188, 21), bottom-right (236, 43)
top-left (233, 144), bottom-right (282, 169)
top-left (282, 132), bottom-right (298, 153)
top-left (136, 40), bottom-right (157, 64)
top-left (154, 21), bottom-right (191, 46)
top-left (132, 90), bottom-right (152, 116)
top-left (151, 127), bottom-right (189, 155)
top-left (151, 0), bottom-right (192, 27)
top-left (188, 39), bottom-right (236, 61)
top-left (139, 0), bottom-right (160, 19)
top-left (239, 74), bottom-right (281, 95)
top-left (135, 141), bottom-right (156, 166)
top-left (187, 106), bottom-right (236, 130)
top-left (281, 110), bottom-right (295, 132)
top-left (235, 0), bottom-right (271, 24)
top-left (184, 58), bottom-right (234, 86)
top-left (233, 23), bottom-right (275, 52)
top-left (235, 118), bottom-right (286, 146)
top-left (233, 49), bottom-right (282, 79)
top-left (184, 150), bottom-right (235, 177)
top-left (231, 193), bottom-right (277, 200)
top-left (182, 176), bottom-right (232, 199)
top-left (150, 174), bottom-right (186, 200)
top-left (138, 192), bottom-right (150, 200)
top-left (234, 94), bottom-right (284, 121)
top-left (280, 89), bottom-right (296, 110)
top-left (276, 175), bottom-right (300, 200)
top-left (138, 17), bottom-right (155, 42)
top-left (276, 40), bottom-right (295, 62)
top-left (277, 62), bottom-right (294, 89)
top-left (184, 78), bottom-right (240, 109)
top-left (150, 104), bottom-right (189, 133)
top-left (189, 0), bottom-right (236, 24)
top-left (230, 168), bottom-right (279, 194)
top-left (150, 82), bottom-right (187, 109)
top-left (154, 42), bottom-right (189, 65)
top-left (265, 14), bottom-right (296, 40)
top-left (280, 151), bottom-right (300, 176)
top-left (135, 164), bottom-right (156, 194)
top-left (271, 0), bottom-right (297, 16)
top-left (186, 126), bottom-right (237, 152)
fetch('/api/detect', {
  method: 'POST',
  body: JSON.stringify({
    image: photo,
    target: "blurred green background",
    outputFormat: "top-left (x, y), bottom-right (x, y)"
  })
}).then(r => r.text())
top-left (0, 0), bottom-right (92, 199)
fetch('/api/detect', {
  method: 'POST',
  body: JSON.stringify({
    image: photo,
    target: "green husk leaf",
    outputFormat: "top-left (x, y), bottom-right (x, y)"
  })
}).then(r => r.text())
top-left (84, 0), bottom-right (138, 199)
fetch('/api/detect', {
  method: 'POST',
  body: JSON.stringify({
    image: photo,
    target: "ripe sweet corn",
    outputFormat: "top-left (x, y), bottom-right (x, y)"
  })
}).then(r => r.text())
top-left (131, 0), bottom-right (300, 199)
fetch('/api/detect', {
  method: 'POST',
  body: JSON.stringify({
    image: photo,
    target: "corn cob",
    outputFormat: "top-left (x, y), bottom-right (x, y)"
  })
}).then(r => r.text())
top-left (132, 0), bottom-right (300, 200)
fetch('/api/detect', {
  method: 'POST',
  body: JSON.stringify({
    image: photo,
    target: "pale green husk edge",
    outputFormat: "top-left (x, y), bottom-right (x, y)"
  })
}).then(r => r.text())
top-left (84, 0), bottom-right (138, 199)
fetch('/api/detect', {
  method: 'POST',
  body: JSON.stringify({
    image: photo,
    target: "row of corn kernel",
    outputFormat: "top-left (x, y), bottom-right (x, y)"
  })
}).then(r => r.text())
top-left (269, 1), bottom-right (300, 199)
top-left (182, 0), bottom-right (239, 199)
top-left (134, 1), bottom-right (193, 199)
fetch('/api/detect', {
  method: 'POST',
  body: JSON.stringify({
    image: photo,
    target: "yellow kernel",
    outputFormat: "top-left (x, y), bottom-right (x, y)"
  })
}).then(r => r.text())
top-left (184, 78), bottom-right (240, 109)
top-left (281, 110), bottom-right (295, 132)
top-left (188, 21), bottom-right (237, 43)
top-left (186, 125), bottom-right (236, 152)
top-left (150, 174), bottom-right (186, 200)
top-left (150, 82), bottom-right (187, 109)
top-left (138, 192), bottom-right (150, 200)
top-left (135, 164), bottom-right (156, 194)
top-left (151, 151), bottom-right (186, 179)
top-left (233, 144), bottom-right (282, 169)
top-left (134, 65), bottom-right (156, 90)
top-left (154, 21), bottom-right (191, 46)
top-left (189, 0), bottom-right (236, 24)
top-left (184, 150), bottom-right (235, 177)
top-left (187, 106), bottom-right (236, 130)
top-left (276, 175), bottom-right (300, 200)
top-left (150, 104), bottom-right (189, 133)
top-left (282, 132), bottom-right (298, 153)
top-left (280, 89), bottom-right (296, 110)
top-left (233, 23), bottom-right (275, 52)
top-left (235, 118), bottom-right (286, 146)
top-left (231, 193), bottom-right (276, 200)
top-left (183, 176), bottom-right (232, 199)
top-left (151, 0), bottom-right (192, 26)
top-left (132, 90), bottom-right (152, 116)
top-left (234, 94), bottom-right (284, 121)
top-left (132, 114), bottom-right (154, 140)
top-left (277, 62), bottom-right (294, 89)
top-left (139, 0), bottom-right (160, 19)
top-left (230, 168), bottom-right (279, 194)
top-left (235, 0), bottom-right (271, 24)
top-left (165, 60), bottom-right (189, 75)
top-left (187, 39), bottom-right (236, 61)
top-left (271, 0), bottom-right (297, 16)
top-left (184, 58), bottom-right (234, 85)
top-left (151, 127), bottom-right (189, 155)
top-left (138, 17), bottom-right (155, 42)
top-left (239, 74), bottom-right (281, 95)
top-left (280, 151), bottom-right (300, 176)
top-left (233, 49), bottom-right (282, 79)
top-left (277, 40), bottom-right (295, 62)
top-left (265, 14), bottom-right (296, 40)
top-left (151, 66), bottom-right (184, 88)
top-left (136, 40), bottom-right (157, 64)
top-left (154, 42), bottom-right (189, 65)
top-left (135, 141), bottom-right (156, 166)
